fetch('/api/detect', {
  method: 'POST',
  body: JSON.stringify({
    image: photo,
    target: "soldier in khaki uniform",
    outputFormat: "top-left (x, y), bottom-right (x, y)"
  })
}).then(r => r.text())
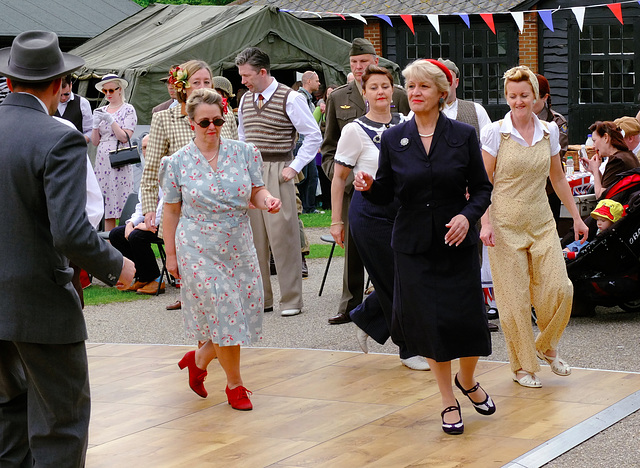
top-left (321, 38), bottom-right (410, 325)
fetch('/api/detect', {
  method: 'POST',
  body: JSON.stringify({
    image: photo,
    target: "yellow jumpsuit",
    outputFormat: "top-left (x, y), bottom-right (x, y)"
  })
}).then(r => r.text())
top-left (488, 131), bottom-right (573, 374)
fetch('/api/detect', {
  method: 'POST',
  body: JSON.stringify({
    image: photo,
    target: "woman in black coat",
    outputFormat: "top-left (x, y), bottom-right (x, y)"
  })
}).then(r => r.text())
top-left (356, 59), bottom-right (494, 435)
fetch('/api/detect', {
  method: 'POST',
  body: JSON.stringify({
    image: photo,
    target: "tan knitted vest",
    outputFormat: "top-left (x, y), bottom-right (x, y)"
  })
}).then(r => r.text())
top-left (241, 83), bottom-right (296, 162)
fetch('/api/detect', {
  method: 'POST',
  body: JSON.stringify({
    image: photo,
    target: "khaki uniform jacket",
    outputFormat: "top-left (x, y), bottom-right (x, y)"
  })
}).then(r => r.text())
top-left (321, 81), bottom-right (410, 190)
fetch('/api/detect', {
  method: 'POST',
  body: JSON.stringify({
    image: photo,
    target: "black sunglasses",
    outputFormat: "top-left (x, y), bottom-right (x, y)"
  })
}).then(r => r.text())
top-left (103, 86), bottom-right (120, 94)
top-left (195, 117), bottom-right (225, 128)
top-left (61, 92), bottom-right (71, 97)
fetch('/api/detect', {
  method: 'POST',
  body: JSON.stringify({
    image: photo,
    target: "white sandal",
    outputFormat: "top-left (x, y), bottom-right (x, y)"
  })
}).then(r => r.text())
top-left (537, 350), bottom-right (571, 376)
top-left (513, 370), bottom-right (542, 388)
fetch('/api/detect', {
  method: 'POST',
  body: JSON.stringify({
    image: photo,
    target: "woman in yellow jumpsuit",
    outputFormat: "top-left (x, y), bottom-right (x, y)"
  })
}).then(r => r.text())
top-left (480, 66), bottom-right (589, 388)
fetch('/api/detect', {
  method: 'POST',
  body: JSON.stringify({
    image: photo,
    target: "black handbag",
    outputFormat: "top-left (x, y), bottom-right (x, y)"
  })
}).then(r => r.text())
top-left (108, 135), bottom-right (140, 168)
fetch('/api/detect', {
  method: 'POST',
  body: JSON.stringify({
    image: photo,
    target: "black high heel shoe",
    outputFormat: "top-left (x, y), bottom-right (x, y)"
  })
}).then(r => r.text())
top-left (454, 373), bottom-right (496, 416)
top-left (441, 399), bottom-right (464, 435)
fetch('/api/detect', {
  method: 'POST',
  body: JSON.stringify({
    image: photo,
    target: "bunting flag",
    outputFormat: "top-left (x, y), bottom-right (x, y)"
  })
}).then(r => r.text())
top-left (510, 11), bottom-right (524, 33)
top-left (538, 10), bottom-right (555, 32)
top-left (427, 14), bottom-right (440, 34)
top-left (374, 14), bottom-right (393, 27)
top-left (401, 14), bottom-right (415, 35)
top-left (607, 3), bottom-right (624, 24)
top-left (480, 13), bottom-right (496, 34)
top-left (279, 1), bottom-right (638, 37)
top-left (350, 13), bottom-right (367, 24)
top-left (572, 6), bottom-right (586, 31)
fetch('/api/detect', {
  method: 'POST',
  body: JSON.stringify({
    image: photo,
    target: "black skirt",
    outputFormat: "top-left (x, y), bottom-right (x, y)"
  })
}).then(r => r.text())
top-left (392, 243), bottom-right (491, 362)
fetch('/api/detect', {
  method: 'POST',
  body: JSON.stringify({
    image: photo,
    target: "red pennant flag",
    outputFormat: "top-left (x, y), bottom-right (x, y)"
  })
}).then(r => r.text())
top-left (401, 15), bottom-right (415, 35)
top-left (480, 13), bottom-right (496, 35)
top-left (607, 3), bottom-right (624, 24)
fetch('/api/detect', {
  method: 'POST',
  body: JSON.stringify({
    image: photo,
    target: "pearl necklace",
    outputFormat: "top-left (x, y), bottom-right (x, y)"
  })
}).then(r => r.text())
top-left (419, 132), bottom-right (434, 138)
top-left (205, 149), bottom-right (219, 163)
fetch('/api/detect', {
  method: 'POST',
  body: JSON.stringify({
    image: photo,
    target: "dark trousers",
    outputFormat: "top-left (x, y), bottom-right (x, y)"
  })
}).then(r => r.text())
top-left (297, 160), bottom-right (319, 213)
top-left (0, 340), bottom-right (90, 467)
top-left (348, 192), bottom-right (412, 358)
top-left (317, 163), bottom-right (332, 210)
top-left (339, 190), bottom-right (365, 315)
top-left (109, 225), bottom-right (160, 282)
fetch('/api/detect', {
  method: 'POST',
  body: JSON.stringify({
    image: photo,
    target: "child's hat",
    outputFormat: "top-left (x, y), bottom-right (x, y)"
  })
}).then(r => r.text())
top-left (591, 199), bottom-right (625, 223)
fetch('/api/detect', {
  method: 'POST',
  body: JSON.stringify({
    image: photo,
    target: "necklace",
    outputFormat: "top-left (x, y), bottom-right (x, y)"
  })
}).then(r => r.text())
top-left (419, 131), bottom-right (434, 138)
top-left (205, 149), bottom-right (219, 163)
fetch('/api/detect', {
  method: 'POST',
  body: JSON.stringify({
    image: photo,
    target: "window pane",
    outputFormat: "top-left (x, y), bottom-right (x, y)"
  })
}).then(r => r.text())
top-left (580, 89), bottom-right (592, 104)
top-left (610, 89), bottom-right (621, 103)
top-left (593, 89), bottom-right (605, 103)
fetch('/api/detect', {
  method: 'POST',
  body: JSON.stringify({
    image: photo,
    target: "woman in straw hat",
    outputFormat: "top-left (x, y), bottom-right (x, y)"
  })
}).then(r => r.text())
top-left (90, 74), bottom-right (137, 231)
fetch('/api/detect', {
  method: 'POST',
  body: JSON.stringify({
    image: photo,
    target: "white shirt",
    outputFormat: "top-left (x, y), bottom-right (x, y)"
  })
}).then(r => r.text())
top-left (335, 116), bottom-right (407, 177)
top-left (633, 141), bottom-right (640, 157)
top-left (53, 116), bottom-right (104, 227)
top-left (129, 188), bottom-right (163, 226)
top-left (481, 112), bottom-right (561, 158)
top-left (238, 78), bottom-right (322, 173)
top-left (442, 99), bottom-right (492, 133)
top-left (57, 92), bottom-right (93, 137)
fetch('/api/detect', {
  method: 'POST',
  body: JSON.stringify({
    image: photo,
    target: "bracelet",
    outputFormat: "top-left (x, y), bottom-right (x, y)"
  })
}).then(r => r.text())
top-left (330, 221), bottom-right (344, 226)
top-left (263, 195), bottom-right (271, 208)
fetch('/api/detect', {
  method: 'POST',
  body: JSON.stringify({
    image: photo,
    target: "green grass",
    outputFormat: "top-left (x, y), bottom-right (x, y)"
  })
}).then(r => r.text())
top-left (308, 243), bottom-right (344, 259)
top-left (300, 210), bottom-right (332, 228)
top-left (84, 285), bottom-right (151, 306)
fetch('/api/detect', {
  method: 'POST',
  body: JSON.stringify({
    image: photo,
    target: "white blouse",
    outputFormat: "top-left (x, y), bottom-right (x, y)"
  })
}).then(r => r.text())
top-left (335, 115), bottom-right (406, 177)
top-left (481, 111), bottom-right (561, 158)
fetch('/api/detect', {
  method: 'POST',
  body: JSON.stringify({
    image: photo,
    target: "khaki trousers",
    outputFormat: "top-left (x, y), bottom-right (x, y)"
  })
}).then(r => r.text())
top-left (249, 161), bottom-right (303, 310)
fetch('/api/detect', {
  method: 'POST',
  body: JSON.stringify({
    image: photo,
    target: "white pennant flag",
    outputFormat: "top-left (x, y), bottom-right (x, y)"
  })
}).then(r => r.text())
top-left (349, 13), bottom-right (367, 24)
top-left (572, 7), bottom-right (586, 32)
top-left (427, 14), bottom-right (440, 35)
top-left (511, 12), bottom-right (524, 34)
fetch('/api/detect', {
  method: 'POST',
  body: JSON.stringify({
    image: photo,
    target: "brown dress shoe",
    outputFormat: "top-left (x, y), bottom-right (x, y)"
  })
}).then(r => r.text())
top-left (166, 300), bottom-right (181, 310)
top-left (136, 280), bottom-right (165, 295)
top-left (488, 321), bottom-right (499, 332)
top-left (118, 280), bottom-right (149, 292)
top-left (328, 312), bottom-right (351, 325)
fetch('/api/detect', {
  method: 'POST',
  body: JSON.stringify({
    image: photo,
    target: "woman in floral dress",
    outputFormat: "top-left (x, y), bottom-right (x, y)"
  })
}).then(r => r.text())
top-left (160, 89), bottom-right (281, 410)
top-left (91, 74), bottom-right (137, 231)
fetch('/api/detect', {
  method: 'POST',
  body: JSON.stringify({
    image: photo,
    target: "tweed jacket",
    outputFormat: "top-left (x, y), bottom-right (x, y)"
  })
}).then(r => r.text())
top-left (140, 105), bottom-right (193, 217)
top-left (0, 93), bottom-right (123, 344)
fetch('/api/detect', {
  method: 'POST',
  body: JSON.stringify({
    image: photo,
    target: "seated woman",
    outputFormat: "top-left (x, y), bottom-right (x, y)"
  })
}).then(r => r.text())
top-left (110, 135), bottom-right (165, 294)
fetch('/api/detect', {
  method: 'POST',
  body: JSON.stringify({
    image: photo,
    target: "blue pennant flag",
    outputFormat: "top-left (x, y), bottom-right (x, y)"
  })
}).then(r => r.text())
top-left (538, 10), bottom-right (555, 32)
top-left (374, 14), bottom-right (393, 27)
top-left (458, 13), bottom-right (471, 28)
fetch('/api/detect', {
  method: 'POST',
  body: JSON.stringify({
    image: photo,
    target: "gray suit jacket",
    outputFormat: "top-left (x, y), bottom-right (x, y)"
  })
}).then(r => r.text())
top-left (0, 93), bottom-right (123, 344)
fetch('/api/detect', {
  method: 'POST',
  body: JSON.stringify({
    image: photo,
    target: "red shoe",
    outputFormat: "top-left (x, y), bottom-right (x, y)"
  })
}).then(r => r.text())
top-left (178, 350), bottom-right (208, 398)
top-left (225, 385), bottom-right (253, 411)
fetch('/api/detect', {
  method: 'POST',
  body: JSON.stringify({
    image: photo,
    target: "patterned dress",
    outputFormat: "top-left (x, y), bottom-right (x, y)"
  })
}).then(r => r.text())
top-left (93, 103), bottom-right (137, 219)
top-left (159, 139), bottom-right (265, 346)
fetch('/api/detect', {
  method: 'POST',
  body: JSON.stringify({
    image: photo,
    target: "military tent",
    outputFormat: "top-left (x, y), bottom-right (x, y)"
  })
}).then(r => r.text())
top-left (71, 4), bottom-right (401, 124)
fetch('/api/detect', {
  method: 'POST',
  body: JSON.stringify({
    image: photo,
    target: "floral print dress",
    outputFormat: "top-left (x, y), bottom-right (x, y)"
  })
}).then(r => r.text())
top-left (159, 139), bottom-right (265, 346)
top-left (93, 103), bottom-right (137, 219)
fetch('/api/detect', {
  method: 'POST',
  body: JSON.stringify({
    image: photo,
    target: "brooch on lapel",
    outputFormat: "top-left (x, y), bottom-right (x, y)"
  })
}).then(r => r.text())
top-left (373, 134), bottom-right (381, 144)
top-left (340, 105), bottom-right (351, 109)
top-left (400, 137), bottom-right (409, 146)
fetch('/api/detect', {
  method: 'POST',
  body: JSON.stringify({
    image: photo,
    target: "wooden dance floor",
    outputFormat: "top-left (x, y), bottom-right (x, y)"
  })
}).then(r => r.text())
top-left (86, 344), bottom-right (640, 467)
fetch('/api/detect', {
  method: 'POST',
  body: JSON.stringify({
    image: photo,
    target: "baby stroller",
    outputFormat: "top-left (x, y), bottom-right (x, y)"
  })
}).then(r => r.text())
top-left (566, 168), bottom-right (640, 315)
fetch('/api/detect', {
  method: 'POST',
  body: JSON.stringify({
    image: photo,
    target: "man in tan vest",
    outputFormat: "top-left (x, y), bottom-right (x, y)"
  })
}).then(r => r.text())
top-left (236, 47), bottom-right (322, 317)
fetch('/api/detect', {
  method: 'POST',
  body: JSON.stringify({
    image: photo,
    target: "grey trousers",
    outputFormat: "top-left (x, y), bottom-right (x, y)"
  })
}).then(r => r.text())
top-left (0, 340), bottom-right (90, 468)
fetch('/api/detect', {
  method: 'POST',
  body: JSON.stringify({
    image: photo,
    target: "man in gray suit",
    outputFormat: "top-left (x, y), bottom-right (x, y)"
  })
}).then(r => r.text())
top-left (0, 31), bottom-right (135, 467)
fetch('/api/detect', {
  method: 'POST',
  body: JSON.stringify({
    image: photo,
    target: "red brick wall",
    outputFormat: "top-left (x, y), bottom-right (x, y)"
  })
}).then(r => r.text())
top-left (364, 22), bottom-right (383, 56)
top-left (519, 12), bottom-right (538, 72)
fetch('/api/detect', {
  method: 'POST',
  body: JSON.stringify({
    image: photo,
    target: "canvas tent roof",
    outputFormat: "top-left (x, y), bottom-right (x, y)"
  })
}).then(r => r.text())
top-left (71, 4), bottom-right (401, 124)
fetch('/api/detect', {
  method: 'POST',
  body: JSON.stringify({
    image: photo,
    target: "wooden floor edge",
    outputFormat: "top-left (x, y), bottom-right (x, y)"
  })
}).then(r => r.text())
top-left (503, 389), bottom-right (640, 468)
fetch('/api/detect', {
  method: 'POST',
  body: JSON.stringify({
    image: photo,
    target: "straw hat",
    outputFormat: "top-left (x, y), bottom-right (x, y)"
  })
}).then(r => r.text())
top-left (95, 73), bottom-right (128, 93)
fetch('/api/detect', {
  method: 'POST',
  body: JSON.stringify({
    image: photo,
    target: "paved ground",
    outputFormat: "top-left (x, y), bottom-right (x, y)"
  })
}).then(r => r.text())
top-left (86, 228), bottom-right (640, 467)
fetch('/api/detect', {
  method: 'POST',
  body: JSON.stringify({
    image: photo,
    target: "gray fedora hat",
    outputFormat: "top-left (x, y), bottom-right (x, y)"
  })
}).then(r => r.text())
top-left (0, 30), bottom-right (84, 82)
